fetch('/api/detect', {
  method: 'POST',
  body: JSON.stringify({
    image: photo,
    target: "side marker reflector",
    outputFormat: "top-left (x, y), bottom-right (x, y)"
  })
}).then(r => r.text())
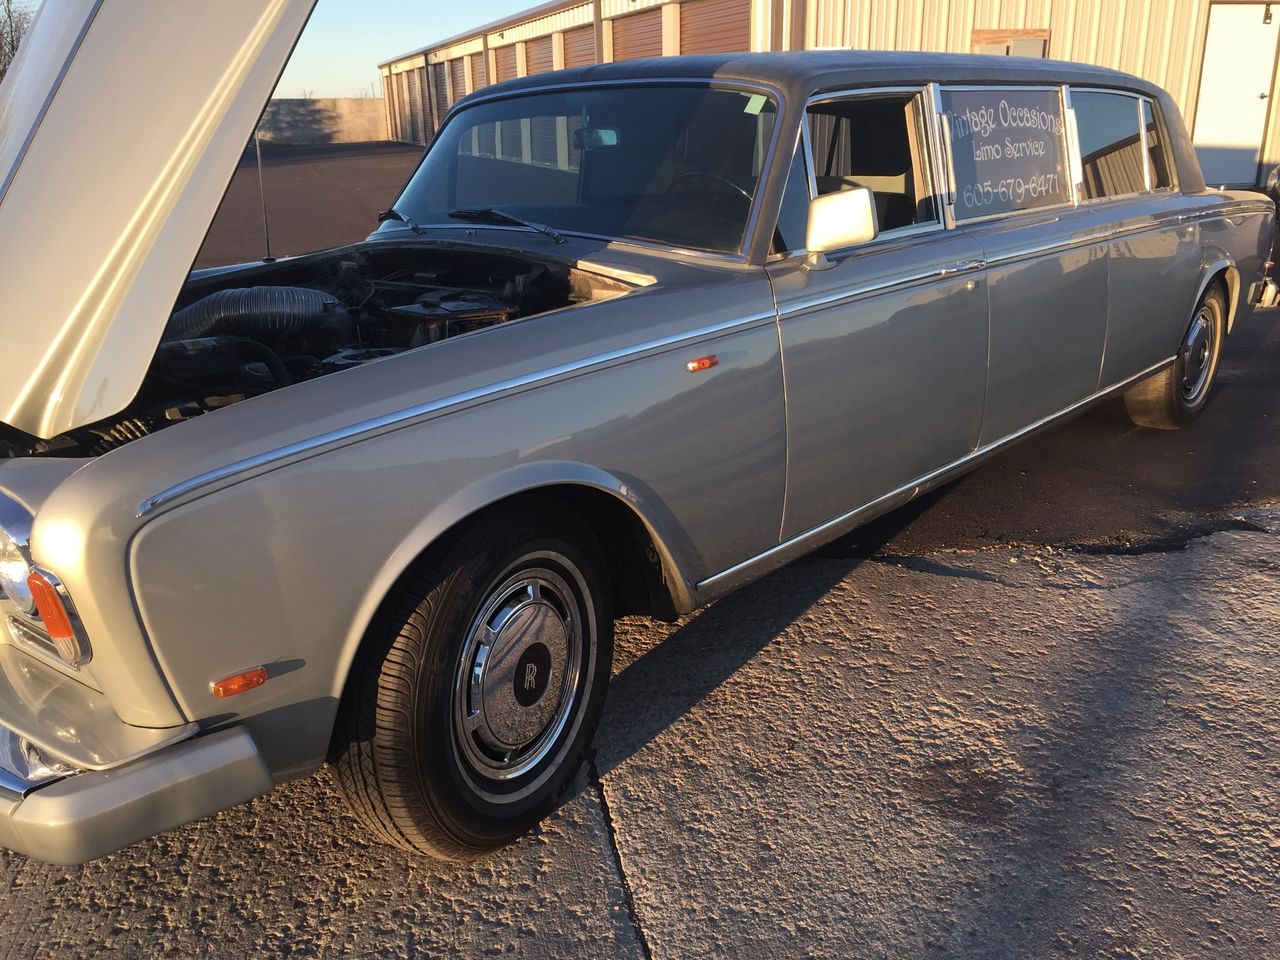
top-left (685, 354), bottom-right (719, 373)
top-left (212, 667), bottom-right (268, 698)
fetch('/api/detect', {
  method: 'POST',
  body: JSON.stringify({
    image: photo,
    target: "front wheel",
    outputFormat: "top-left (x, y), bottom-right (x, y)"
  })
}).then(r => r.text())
top-left (330, 503), bottom-right (613, 860)
top-left (1123, 284), bottom-right (1227, 430)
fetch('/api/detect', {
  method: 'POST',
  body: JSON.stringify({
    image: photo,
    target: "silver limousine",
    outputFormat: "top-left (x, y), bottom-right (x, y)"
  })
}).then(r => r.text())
top-left (0, 2), bottom-right (1275, 864)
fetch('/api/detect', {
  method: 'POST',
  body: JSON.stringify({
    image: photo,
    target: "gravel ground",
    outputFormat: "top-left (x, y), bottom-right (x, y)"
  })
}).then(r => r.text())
top-left (1, 507), bottom-right (1275, 959)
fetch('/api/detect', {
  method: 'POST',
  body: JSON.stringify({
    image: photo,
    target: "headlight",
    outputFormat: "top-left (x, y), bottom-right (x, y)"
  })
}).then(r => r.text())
top-left (0, 525), bottom-right (35, 615)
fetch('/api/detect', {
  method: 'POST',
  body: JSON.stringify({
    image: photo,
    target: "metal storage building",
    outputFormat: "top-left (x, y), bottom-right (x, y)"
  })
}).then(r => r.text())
top-left (378, 0), bottom-right (1280, 188)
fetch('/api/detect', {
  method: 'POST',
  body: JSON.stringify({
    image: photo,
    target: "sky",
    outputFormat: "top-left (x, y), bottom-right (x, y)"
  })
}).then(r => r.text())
top-left (276, 0), bottom-right (535, 99)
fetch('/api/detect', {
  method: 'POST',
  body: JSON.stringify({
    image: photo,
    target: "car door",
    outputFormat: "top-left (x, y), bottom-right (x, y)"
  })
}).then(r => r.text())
top-left (767, 89), bottom-right (989, 541)
top-left (1068, 90), bottom-right (1206, 386)
top-left (940, 85), bottom-right (1109, 445)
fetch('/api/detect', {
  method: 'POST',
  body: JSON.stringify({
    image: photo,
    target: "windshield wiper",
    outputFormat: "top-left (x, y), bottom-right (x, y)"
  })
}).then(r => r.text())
top-left (377, 207), bottom-right (424, 235)
top-left (448, 208), bottom-right (566, 245)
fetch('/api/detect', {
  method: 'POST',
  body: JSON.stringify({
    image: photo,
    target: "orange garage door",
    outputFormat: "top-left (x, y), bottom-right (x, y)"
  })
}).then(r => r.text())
top-left (495, 44), bottom-right (518, 82)
top-left (448, 58), bottom-right (466, 103)
top-left (526, 35), bottom-right (554, 74)
top-left (680, 0), bottom-right (751, 54)
top-left (469, 52), bottom-right (487, 90)
top-left (563, 25), bottom-right (595, 67)
top-left (612, 9), bottom-right (662, 61)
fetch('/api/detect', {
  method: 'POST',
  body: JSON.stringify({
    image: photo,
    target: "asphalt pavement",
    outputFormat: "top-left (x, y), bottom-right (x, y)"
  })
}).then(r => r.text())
top-left (3, 143), bottom-right (1271, 959)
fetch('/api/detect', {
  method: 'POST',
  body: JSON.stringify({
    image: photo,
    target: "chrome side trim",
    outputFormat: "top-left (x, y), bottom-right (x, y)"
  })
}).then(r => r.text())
top-left (137, 310), bottom-right (779, 518)
top-left (696, 356), bottom-right (1177, 592)
top-left (982, 231), bottom-right (1113, 267)
top-left (976, 205), bottom-right (1271, 271)
top-left (776, 260), bottom-right (987, 320)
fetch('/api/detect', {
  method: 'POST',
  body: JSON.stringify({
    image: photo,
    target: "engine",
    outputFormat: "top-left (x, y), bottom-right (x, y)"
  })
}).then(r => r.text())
top-left (1, 244), bottom-right (621, 459)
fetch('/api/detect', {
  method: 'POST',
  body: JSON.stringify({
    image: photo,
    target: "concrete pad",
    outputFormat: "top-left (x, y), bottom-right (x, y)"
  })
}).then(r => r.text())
top-left (0, 511), bottom-right (1274, 957)
top-left (0, 770), bottom-right (643, 959)
top-left (596, 508), bottom-right (1280, 958)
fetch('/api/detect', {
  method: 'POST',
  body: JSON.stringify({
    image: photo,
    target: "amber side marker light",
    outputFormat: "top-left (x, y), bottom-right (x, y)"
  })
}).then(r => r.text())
top-left (212, 667), bottom-right (268, 698)
top-left (26, 570), bottom-right (85, 666)
top-left (685, 354), bottom-right (719, 373)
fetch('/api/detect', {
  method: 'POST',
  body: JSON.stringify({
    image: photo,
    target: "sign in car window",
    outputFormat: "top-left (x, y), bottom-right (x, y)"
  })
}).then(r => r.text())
top-left (941, 88), bottom-right (1072, 220)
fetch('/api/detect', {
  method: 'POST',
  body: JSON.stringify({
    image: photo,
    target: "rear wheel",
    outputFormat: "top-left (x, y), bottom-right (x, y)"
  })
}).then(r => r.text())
top-left (1123, 284), bottom-right (1227, 430)
top-left (330, 503), bottom-right (613, 859)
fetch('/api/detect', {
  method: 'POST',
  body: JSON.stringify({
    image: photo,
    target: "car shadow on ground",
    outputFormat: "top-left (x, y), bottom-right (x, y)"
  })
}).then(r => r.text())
top-left (590, 493), bottom-right (945, 780)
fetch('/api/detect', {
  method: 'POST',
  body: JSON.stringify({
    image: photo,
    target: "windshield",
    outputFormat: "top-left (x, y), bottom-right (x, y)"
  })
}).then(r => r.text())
top-left (388, 84), bottom-right (780, 254)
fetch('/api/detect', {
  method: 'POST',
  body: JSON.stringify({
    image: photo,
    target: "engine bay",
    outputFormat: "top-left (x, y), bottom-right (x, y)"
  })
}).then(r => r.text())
top-left (2, 245), bottom-right (631, 459)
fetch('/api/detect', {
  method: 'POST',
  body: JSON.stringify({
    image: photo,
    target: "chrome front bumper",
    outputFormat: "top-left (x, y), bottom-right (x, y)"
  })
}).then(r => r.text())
top-left (0, 725), bottom-right (273, 864)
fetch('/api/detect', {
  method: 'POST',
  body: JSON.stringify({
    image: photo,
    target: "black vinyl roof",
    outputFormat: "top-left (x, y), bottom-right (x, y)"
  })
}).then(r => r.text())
top-left (477, 50), bottom-right (1162, 103)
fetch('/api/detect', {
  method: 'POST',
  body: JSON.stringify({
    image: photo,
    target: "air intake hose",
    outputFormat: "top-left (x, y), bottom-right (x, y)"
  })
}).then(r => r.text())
top-left (164, 286), bottom-right (353, 342)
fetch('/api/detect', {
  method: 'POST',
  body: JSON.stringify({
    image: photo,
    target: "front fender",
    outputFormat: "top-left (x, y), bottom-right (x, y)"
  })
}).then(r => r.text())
top-left (327, 458), bottom-right (698, 705)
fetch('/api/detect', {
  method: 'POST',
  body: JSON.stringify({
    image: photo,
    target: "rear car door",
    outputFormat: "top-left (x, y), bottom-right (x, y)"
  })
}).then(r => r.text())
top-left (940, 85), bottom-right (1109, 445)
top-left (1068, 89), bottom-right (1206, 386)
top-left (767, 89), bottom-right (989, 540)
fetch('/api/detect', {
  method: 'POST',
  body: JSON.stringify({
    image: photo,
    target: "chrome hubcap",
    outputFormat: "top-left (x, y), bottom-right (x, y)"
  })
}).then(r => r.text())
top-left (454, 563), bottom-right (582, 781)
top-left (1180, 307), bottom-right (1216, 402)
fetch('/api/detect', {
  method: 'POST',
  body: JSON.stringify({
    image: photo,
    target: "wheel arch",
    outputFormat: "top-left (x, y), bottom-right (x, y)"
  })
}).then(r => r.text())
top-left (329, 462), bottom-right (696, 703)
top-left (1196, 259), bottom-right (1239, 332)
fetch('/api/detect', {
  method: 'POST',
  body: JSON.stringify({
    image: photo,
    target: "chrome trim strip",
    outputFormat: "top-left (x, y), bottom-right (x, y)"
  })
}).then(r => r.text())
top-left (138, 310), bottom-right (779, 518)
top-left (775, 259), bottom-right (987, 320)
top-left (982, 231), bottom-right (1113, 267)
top-left (697, 356), bottom-right (1177, 591)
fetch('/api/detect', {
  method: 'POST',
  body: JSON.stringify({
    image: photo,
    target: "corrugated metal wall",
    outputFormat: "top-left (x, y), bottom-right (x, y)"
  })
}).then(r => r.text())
top-left (384, 0), bottom-right (1279, 179)
top-left (806, 0), bottom-right (1211, 130)
top-left (564, 25), bottom-right (596, 66)
top-left (681, 0), bottom-right (752, 54)
top-left (613, 9), bottom-right (664, 60)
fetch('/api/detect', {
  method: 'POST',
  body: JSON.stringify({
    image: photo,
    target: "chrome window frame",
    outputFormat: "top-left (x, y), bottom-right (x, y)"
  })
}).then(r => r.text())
top-left (793, 85), bottom-right (947, 255)
top-left (1140, 95), bottom-right (1180, 193)
top-left (765, 118), bottom-right (811, 260)
top-left (934, 83), bottom-right (1078, 226)
top-left (1067, 86), bottom-right (1154, 203)
top-left (399, 77), bottom-right (789, 264)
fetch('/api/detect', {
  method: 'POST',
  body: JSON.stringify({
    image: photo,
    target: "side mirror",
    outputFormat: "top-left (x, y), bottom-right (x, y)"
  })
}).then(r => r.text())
top-left (1266, 164), bottom-right (1280, 204)
top-left (804, 186), bottom-right (878, 270)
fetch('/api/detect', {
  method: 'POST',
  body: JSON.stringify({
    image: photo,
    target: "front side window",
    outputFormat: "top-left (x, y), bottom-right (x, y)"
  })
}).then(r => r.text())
top-left (394, 85), bottom-right (779, 253)
top-left (1072, 90), bottom-right (1147, 199)
top-left (940, 86), bottom-right (1072, 220)
top-left (806, 93), bottom-right (938, 233)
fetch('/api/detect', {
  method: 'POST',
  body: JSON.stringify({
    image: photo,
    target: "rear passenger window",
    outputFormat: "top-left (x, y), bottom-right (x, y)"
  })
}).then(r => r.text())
top-left (940, 87), bottom-right (1072, 220)
top-left (806, 93), bottom-right (937, 233)
top-left (1072, 90), bottom-right (1146, 199)
top-left (1142, 99), bottom-right (1173, 190)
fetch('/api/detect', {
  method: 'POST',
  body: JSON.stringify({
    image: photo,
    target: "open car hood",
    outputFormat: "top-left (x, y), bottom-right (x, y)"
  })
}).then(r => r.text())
top-left (0, 0), bottom-right (316, 439)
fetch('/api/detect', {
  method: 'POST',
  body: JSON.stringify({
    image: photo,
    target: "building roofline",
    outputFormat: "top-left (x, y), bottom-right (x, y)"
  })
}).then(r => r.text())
top-left (377, 0), bottom-right (585, 68)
